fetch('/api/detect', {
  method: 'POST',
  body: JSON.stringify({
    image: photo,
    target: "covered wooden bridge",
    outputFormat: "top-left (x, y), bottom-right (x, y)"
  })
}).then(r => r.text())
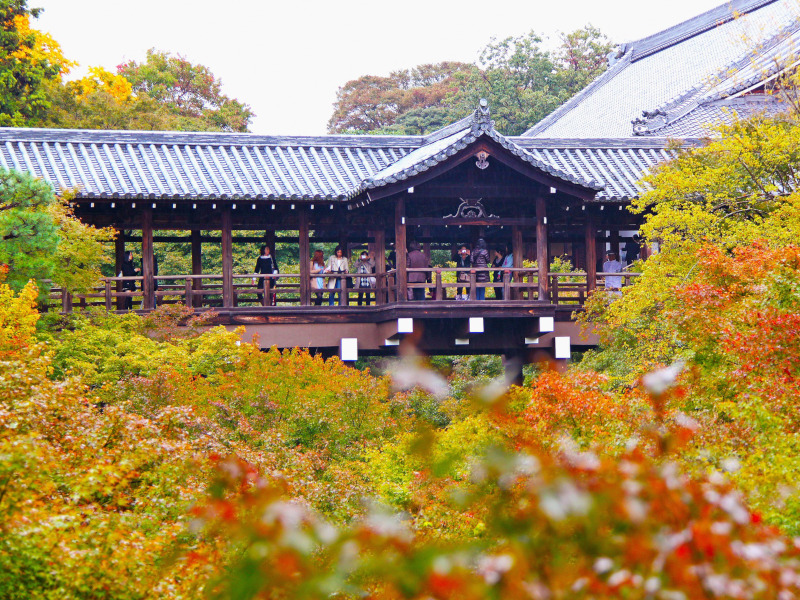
top-left (1, 102), bottom-right (679, 360)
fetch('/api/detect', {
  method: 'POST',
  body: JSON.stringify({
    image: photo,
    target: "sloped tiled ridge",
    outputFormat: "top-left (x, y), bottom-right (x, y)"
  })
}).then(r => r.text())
top-left (348, 113), bottom-right (604, 200)
top-left (628, 0), bottom-right (776, 62)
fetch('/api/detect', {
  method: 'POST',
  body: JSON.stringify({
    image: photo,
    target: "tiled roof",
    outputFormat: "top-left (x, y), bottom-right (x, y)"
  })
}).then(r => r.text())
top-left (0, 118), bottom-right (696, 204)
top-left (524, 0), bottom-right (799, 138)
top-left (0, 128), bottom-right (419, 201)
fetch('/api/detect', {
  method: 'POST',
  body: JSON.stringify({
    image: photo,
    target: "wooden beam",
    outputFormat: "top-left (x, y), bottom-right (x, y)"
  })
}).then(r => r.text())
top-left (115, 229), bottom-right (125, 310)
top-left (141, 207), bottom-right (154, 310)
top-left (374, 228), bottom-right (386, 274)
top-left (610, 229), bottom-right (621, 262)
top-left (222, 207), bottom-right (233, 308)
top-left (395, 197), bottom-right (407, 302)
top-left (264, 229), bottom-right (276, 254)
top-left (512, 225), bottom-right (523, 300)
top-left (374, 227), bottom-right (386, 305)
top-left (407, 217), bottom-right (536, 227)
top-left (404, 183), bottom-right (541, 198)
top-left (299, 210), bottom-right (311, 306)
top-left (585, 211), bottom-right (597, 293)
top-left (536, 195), bottom-right (548, 302)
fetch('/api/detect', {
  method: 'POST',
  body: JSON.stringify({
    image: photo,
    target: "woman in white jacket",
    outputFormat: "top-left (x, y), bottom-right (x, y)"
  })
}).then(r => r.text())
top-left (325, 246), bottom-right (349, 305)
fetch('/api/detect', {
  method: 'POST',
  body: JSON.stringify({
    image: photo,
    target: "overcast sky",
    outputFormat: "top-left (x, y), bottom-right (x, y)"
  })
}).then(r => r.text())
top-left (34, 0), bottom-right (727, 135)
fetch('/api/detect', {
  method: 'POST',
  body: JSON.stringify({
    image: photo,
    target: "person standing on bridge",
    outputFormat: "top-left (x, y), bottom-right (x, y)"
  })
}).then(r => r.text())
top-left (491, 248), bottom-right (504, 300)
top-left (471, 238), bottom-right (490, 301)
top-left (354, 250), bottom-right (376, 306)
top-left (625, 235), bottom-right (641, 263)
top-left (407, 241), bottom-right (427, 301)
top-left (325, 246), bottom-right (349, 305)
top-left (603, 252), bottom-right (624, 292)
top-left (455, 245), bottom-right (471, 300)
top-left (120, 250), bottom-right (140, 310)
top-left (310, 249), bottom-right (326, 306)
top-left (254, 245), bottom-right (279, 305)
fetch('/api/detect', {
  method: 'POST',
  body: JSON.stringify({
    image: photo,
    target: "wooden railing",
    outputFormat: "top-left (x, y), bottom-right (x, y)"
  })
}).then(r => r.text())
top-left (42, 269), bottom-right (640, 313)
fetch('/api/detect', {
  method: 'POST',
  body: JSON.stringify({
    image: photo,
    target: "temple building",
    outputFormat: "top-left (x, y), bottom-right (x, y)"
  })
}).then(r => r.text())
top-left (1, 0), bottom-right (797, 362)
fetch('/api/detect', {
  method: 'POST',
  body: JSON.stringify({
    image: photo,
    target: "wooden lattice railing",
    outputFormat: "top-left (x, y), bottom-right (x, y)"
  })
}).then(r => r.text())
top-left (42, 269), bottom-right (641, 312)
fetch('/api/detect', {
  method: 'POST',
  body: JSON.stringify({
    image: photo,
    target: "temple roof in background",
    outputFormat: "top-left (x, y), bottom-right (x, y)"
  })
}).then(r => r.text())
top-left (524, 0), bottom-right (799, 138)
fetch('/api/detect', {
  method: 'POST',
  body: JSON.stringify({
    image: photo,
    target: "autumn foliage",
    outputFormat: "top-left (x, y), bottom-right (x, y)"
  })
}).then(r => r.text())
top-left (3, 254), bottom-right (800, 598)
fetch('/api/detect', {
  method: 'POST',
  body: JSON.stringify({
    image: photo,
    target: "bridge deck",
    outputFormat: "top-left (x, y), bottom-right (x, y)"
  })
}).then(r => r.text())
top-left (44, 269), bottom-right (637, 358)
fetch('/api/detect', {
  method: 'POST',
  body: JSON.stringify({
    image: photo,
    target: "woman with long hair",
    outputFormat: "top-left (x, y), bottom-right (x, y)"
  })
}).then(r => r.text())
top-left (325, 246), bottom-right (349, 306)
top-left (310, 249), bottom-right (326, 306)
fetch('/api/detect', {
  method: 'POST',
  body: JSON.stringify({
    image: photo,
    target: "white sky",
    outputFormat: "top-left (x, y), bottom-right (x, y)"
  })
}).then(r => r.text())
top-left (34, 0), bottom-right (726, 135)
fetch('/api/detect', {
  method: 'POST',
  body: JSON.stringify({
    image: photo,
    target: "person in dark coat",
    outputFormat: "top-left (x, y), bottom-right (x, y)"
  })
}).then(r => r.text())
top-left (491, 248), bottom-right (504, 300)
top-left (407, 241), bottom-right (428, 301)
top-left (120, 250), bottom-right (140, 310)
top-left (471, 238), bottom-right (490, 301)
top-left (455, 245), bottom-right (471, 300)
top-left (254, 245), bottom-right (279, 305)
top-left (625, 235), bottom-right (641, 263)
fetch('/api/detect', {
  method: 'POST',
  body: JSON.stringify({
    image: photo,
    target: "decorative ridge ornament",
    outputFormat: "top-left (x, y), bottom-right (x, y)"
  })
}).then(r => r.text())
top-left (444, 198), bottom-right (499, 220)
top-left (475, 150), bottom-right (489, 170)
top-left (471, 98), bottom-right (495, 132)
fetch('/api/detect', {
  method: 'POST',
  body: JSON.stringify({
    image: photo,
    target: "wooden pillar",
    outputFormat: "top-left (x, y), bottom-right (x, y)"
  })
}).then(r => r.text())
top-left (191, 230), bottom-right (202, 307)
top-left (222, 206), bottom-right (233, 308)
top-left (374, 228), bottom-right (386, 273)
top-left (535, 195), bottom-right (549, 302)
top-left (511, 225), bottom-right (523, 300)
top-left (584, 210), bottom-right (597, 293)
top-left (299, 210), bottom-right (311, 306)
top-left (115, 229), bottom-right (125, 310)
top-left (395, 197), bottom-right (407, 302)
top-left (264, 229), bottom-right (276, 253)
top-left (422, 226), bottom-right (431, 263)
top-left (338, 230), bottom-right (349, 305)
top-left (141, 207), bottom-right (154, 310)
top-left (610, 228), bottom-right (621, 263)
top-left (374, 228), bottom-right (386, 305)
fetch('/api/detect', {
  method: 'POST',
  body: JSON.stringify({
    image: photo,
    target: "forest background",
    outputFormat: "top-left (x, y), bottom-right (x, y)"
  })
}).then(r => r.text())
top-left (2, 1), bottom-right (800, 598)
